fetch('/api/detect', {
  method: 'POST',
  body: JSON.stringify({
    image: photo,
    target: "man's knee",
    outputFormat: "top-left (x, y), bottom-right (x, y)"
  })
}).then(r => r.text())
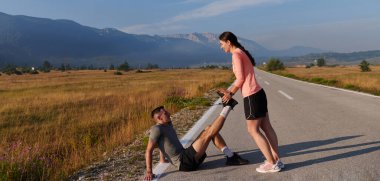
top-left (204, 125), bottom-right (211, 131)
top-left (201, 127), bottom-right (214, 140)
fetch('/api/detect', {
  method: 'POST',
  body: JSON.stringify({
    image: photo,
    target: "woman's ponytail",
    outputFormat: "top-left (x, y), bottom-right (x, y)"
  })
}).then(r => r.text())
top-left (219, 31), bottom-right (256, 67)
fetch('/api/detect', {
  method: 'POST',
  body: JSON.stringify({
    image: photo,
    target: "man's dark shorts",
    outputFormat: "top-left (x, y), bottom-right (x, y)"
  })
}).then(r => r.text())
top-left (179, 145), bottom-right (207, 171)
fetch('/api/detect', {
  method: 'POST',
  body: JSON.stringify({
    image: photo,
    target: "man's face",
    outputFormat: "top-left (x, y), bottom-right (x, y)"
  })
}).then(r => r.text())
top-left (154, 108), bottom-right (171, 123)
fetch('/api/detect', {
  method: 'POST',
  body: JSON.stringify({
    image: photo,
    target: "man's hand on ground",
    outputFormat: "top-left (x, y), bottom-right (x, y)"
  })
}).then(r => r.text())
top-left (144, 171), bottom-right (156, 181)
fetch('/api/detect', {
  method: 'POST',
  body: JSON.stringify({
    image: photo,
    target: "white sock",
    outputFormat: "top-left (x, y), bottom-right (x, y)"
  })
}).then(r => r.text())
top-left (219, 106), bottom-right (231, 118)
top-left (221, 146), bottom-right (234, 157)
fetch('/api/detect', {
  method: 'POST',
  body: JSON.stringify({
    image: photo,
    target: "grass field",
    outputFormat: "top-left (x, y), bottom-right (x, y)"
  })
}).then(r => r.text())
top-left (0, 69), bottom-right (233, 180)
top-left (271, 65), bottom-right (380, 95)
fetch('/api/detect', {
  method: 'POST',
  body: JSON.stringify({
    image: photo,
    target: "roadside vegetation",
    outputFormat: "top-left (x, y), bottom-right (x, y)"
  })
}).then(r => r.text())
top-left (0, 68), bottom-right (233, 180)
top-left (269, 65), bottom-right (380, 96)
top-left (259, 58), bottom-right (380, 96)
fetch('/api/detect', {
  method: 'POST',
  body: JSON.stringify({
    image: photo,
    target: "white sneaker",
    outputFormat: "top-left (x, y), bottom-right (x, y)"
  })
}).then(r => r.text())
top-left (256, 161), bottom-right (281, 173)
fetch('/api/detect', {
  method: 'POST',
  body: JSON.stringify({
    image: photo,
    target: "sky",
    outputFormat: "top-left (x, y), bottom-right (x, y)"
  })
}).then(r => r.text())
top-left (1, 0), bottom-right (380, 52)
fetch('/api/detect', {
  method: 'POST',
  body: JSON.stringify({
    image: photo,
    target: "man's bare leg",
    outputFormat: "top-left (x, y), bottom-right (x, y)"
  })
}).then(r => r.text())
top-left (191, 106), bottom-right (231, 161)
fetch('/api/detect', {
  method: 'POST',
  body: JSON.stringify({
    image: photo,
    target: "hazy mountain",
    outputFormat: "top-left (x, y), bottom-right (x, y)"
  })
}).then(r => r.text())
top-left (0, 12), bottom-right (229, 68)
top-left (281, 50), bottom-right (380, 65)
top-left (0, 12), bottom-right (330, 68)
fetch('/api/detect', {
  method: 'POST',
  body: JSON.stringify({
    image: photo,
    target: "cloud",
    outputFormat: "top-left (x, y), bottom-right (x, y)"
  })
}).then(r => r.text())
top-left (170, 0), bottom-right (284, 22)
top-left (121, 0), bottom-right (286, 34)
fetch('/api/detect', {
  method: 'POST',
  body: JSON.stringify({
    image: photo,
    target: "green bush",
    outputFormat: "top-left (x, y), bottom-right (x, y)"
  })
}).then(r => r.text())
top-left (114, 71), bottom-right (123, 75)
top-left (344, 84), bottom-right (360, 91)
top-left (266, 58), bottom-right (285, 71)
top-left (359, 60), bottom-right (371, 72)
top-left (284, 74), bottom-right (297, 79)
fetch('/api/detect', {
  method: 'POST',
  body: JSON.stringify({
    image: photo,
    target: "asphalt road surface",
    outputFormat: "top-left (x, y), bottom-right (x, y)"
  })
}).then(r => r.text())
top-left (154, 69), bottom-right (380, 181)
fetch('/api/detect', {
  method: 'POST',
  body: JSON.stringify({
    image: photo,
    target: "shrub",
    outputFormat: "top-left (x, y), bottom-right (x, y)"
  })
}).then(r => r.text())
top-left (284, 74), bottom-right (297, 79)
top-left (118, 61), bottom-right (130, 71)
top-left (317, 58), bottom-right (326, 67)
top-left (359, 60), bottom-right (371, 72)
top-left (344, 84), bottom-right (360, 91)
top-left (2, 64), bottom-right (22, 75)
top-left (114, 71), bottom-right (123, 75)
top-left (30, 70), bottom-right (39, 74)
top-left (266, 58), bottom-right (285, 71)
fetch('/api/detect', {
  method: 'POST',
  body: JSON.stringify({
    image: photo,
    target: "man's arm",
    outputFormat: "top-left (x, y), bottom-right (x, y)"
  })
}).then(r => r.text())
top-left (144, 140), bottom-right (157, 181)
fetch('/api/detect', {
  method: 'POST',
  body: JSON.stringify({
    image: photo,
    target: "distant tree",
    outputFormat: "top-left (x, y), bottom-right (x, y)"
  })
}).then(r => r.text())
top-left (359, 60), bottom-right (371, 72)
top-left (88, 64), bottom-right (95, 70)
top-left (20, 66), bottom-right (32, 73)
top-left (146, 63), bottom-right (159, 69)
top-left (266, 58), bottom-right (285, 71)
top-left (109, 64), bottom-right (115, 70)
top-left (80, 65), bottom-right (87, 70)
top-left (317, 58), bottom-right (326, 67)
top-left (41, 60), bottom-right (52, 72)
top-left (65, 64), bottom-right (72, 70)
top-left (60, 64), bottom-right (66, 72)
top-left (118, 61), bottom-right (130, 71)
top-left (2, 64), bottom-right (22, 75)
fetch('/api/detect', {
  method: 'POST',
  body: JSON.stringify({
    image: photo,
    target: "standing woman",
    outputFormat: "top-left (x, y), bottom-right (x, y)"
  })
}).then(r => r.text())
top-left (218, 31), bottom-right (284, 173)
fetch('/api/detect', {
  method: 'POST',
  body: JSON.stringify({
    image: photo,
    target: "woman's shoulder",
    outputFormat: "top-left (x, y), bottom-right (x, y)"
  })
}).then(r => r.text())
top-left (232, 48), bottom-right (247, 61)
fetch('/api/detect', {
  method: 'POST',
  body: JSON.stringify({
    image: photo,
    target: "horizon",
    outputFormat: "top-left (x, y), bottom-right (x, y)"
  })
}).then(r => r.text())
top-left (1, 0), bottom-right (380, 53)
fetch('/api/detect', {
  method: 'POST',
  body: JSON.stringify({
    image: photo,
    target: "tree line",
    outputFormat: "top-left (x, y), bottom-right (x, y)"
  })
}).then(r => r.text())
top-left (263, 57), bottom-right (372, 72)
top-left (0, 60), bottom-right (160, 75)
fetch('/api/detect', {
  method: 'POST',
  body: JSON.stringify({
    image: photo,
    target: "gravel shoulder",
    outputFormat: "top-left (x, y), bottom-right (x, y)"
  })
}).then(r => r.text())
top-left (69, 89), bottom-right (220, 181)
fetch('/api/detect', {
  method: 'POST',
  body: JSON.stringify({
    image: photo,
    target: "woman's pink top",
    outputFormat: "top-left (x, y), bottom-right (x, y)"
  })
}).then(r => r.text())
top-left (232, 48), bottom-right (262, 98)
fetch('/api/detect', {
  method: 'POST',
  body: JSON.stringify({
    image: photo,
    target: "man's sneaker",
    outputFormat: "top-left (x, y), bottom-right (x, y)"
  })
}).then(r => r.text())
top-left (217, 91), bottom-right (238, 109)
top-left (256, 161), bottom-right (281, 173)
top-left (260, 160), bottom-right (285, 169)
top-left (276, 160), bottom-right (285, 169)
top-left (226, 152), bottom-right (249, 165)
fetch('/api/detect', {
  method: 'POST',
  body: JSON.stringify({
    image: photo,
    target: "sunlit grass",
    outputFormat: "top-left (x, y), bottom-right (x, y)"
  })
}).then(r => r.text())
top-left (0, 69), bottom-right (233, 180)
top-left (272, 65), bottom-right (380, 95)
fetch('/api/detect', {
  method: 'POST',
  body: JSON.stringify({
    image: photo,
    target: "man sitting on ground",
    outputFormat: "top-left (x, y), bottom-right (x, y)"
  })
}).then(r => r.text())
top-left (144, 100), bottom-right (248, 180)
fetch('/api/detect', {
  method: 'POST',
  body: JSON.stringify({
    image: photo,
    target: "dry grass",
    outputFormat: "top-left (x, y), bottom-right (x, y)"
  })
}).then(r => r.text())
top-left (0, 69), bottom-right (233, 180)
top-left (273, 65), bottom-right (380, 95)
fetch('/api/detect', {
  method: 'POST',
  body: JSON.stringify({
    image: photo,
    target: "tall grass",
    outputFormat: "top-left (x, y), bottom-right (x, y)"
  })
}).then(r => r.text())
top-left (0, 69), bottom-right (233, 180)
top-left (273, 65), bottom-right (380, 95)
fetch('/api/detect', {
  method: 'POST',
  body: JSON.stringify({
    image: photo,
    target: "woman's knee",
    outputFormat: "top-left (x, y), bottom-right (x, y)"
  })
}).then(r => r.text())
top-left (247, 125), bottom-right (260, 135)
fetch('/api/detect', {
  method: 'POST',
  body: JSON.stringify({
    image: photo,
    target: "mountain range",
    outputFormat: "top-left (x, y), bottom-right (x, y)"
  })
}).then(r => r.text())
top-left (0, 12), bottom-right (378, 68)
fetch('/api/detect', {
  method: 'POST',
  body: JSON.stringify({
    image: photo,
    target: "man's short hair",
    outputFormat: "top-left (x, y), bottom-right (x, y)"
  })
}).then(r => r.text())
top-left (151, 105), bottom-right (164, 118)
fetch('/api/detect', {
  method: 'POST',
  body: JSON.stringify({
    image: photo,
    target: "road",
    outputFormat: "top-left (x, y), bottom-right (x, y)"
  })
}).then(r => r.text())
top-left (154, 69), bottom-right (380, 181)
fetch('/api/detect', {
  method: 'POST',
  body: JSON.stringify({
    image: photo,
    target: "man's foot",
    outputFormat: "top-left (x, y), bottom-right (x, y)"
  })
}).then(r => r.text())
top-left (256, 161), bottom-right (281, 173)
top-left (217, 91), bottom-right (238, 109)
top-left (277, 160), bottom-right (285, 169)
top-left (226, 152), bottom-right (249, 165)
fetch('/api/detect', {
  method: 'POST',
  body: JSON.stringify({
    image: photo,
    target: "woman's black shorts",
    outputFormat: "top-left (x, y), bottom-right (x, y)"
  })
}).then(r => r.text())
top-left (243, 88), bottom-right (268, 120)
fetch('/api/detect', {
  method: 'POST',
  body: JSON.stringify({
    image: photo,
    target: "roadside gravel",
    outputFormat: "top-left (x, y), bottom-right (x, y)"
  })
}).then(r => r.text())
top-left (69, 89), bottom-right (220, 181)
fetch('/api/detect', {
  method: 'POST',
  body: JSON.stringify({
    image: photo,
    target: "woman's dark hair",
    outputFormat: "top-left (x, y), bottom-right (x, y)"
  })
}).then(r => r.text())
top-left (219, 31), bottom-right (255, 66)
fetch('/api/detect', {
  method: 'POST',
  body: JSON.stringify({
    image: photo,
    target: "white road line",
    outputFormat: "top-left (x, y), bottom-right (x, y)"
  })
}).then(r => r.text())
top-left (278, 90), bottom-right (294, 100)
top-left (264, 81), bottom-right (270, 85)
